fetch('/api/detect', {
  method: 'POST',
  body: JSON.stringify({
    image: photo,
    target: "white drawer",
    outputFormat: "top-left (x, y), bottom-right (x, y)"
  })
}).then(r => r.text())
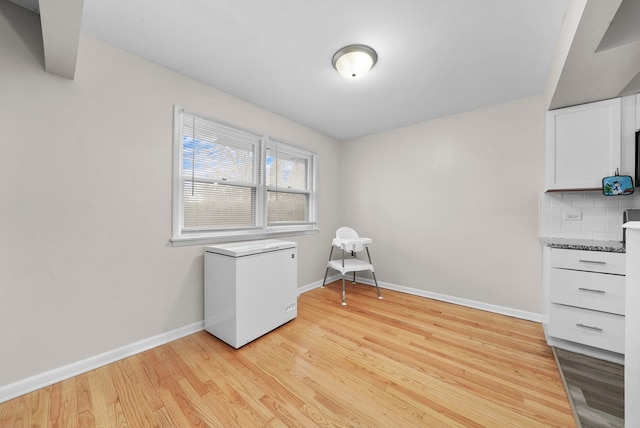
top-left (550, 248), bottom-right (625, 275)
top-left (549, 304), bottom-right (625, 354)
top-left (550, 268), bottom-right (625, 315)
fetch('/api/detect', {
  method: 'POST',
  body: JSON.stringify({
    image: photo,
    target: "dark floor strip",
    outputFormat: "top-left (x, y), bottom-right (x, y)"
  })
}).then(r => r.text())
top-left (553, 347), bottom-right (624, 428)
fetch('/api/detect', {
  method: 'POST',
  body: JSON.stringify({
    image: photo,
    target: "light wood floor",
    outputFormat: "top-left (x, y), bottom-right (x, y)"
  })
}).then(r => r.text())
top-left (0, 281), bottom-right (576, 427)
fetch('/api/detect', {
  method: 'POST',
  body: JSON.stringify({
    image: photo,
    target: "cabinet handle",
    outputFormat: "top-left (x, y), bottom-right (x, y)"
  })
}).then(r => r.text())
top-left (576, 323), bottom-right (603, 332)
top-left (578, 287), bottom-right (606, 294)
top-left (578, 259), bottom-right (606, 265)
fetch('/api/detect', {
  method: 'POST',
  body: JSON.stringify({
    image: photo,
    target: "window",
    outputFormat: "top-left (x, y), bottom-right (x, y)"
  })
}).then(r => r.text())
top-left (265, 141), bottom-right (313, 225)
top-left (172, 107), bottom-right (317, 245)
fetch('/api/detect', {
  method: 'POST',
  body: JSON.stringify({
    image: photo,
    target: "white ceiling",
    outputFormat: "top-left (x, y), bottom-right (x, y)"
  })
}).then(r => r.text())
top-left (78, 0), bottom-right (568, 141)
top-left (7, 0), bottom-right (640, 141)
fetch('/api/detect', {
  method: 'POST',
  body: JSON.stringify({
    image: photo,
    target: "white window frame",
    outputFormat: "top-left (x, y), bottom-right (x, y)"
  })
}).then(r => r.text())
top-left (172, 106), bottom-right (318, 246)
top-left (265, 139), bottom-right (316, 226)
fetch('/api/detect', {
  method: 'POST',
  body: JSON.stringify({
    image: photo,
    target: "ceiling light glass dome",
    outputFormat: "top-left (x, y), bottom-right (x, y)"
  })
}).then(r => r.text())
top-left (332, 45), bottom-right (378, 79)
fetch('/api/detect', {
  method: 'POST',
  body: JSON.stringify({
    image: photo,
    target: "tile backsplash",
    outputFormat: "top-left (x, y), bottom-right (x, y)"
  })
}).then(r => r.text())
top-left (540, 191), bottom-right (640, 241)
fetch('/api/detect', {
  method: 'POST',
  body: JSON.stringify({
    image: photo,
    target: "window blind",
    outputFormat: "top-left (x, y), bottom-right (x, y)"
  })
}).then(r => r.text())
top-left (265, 143), bottom-right (311, 224)
top-left (180, 112), bottom-right (261, 231)
top-left (265, 147), bottom-right (308, 190)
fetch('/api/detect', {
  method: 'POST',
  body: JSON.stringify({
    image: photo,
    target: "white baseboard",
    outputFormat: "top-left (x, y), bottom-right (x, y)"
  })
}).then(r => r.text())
top-left (309, 274), bottom-right (543, 323)
top-left (297, 274), bottom-right (341, 294)
top-left (0, 321), bottom-right (204, 404)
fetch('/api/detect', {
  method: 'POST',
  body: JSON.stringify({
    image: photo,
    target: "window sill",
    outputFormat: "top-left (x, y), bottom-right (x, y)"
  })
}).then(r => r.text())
top-left (171, 227), bottom-right (319, 247)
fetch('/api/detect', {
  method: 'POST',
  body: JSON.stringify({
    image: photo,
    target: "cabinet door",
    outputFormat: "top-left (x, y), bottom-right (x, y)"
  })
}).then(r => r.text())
top-left (546, 98), bottom-right (621, 190)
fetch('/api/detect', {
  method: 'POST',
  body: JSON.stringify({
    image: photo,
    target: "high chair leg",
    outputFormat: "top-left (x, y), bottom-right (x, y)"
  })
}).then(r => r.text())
top-left (322, 246), bottom-right (334, 288)
top-left (341, 276), bottom-right (347, 306)
top-left (372, 271), bottom-right (383, 300)
top-left (322, 267), bottom-right (330, 287)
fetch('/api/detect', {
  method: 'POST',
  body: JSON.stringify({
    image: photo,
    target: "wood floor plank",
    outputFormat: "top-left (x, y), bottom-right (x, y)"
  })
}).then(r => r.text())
top-left (75, 373), bottom-right (96, 427)
top-left (0, 395), bottom-right (18, 428)
top-left (134, 349), bottom-right (198, 428)
top-left (28, 384), bottom-right (50, 427)
top-left (0, 282), bottom-right (577, 427)
top-left (46, 381), bottom-right (63, 427)
top-left (108, 358), bottom-right (157, 427)
top-left (60, 373), bottom-right (79, 428)
top-left (143, 347), bottom-right (211, 427)
top-left (86, 365), bottom-right (128, 428)
top-left (10, 395), bottom-right (31, 428)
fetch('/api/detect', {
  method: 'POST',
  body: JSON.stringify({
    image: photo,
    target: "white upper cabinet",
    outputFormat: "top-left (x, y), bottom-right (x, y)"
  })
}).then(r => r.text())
top-left (546, 98), bottom-right (621, 191)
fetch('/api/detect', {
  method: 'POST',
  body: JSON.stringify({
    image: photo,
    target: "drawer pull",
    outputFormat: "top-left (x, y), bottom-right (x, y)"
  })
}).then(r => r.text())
top-left (578, 259), bottom-right (606, 265)
top-left (576, 323), bottom-right (603, 332)
top-left (578, 287), bottom-right (606, 294)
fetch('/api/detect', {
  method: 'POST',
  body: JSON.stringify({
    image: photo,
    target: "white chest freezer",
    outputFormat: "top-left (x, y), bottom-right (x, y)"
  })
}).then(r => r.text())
top-left (204, 239), bottom-right (297, 348)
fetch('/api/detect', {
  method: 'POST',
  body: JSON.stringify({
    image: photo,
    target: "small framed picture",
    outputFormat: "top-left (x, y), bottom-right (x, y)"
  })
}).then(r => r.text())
top-left (602, 175), bottom-right (634, 196)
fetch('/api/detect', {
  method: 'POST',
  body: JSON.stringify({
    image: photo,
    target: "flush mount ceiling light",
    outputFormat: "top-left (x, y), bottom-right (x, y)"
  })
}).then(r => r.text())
top-left (332, 44), bottom-right (378, 79)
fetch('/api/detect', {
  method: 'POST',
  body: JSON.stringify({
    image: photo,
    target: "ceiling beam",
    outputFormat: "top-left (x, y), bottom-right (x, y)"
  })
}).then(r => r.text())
top-left (549, 0), bottom-right (640, 110)
top-left (39, 0), bottom-right (84, 79)
top-left (543, 0), bottom-right (588, 111)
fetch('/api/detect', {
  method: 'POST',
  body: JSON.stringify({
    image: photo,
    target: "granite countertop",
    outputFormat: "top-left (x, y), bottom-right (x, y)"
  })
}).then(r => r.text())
top-left (540, 237), bottom-right (625, 253)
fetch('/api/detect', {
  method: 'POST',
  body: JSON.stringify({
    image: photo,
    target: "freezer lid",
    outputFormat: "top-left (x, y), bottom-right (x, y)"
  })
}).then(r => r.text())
top-left (205, 239), bottom-right (296, 257)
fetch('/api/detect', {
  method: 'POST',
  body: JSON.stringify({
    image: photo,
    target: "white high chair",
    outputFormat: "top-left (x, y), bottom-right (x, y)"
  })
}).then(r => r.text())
top-left (321, 227), bottom-right (382, 306)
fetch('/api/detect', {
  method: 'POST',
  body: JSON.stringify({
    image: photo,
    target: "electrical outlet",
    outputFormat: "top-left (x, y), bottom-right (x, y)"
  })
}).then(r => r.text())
top-left (563, 211), bottom-right (582, 221)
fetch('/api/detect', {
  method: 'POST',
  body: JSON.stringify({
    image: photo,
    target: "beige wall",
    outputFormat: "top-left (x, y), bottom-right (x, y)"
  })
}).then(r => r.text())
top-left (340, 96), bottom-right (546, 313)
top-left (0, 6), bottom-right (341, 386)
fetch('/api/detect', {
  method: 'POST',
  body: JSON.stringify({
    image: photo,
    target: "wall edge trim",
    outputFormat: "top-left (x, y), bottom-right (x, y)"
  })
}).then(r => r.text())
top-left (0, 321), bottom-right (204, 404)
top-left (312, 276), bottom-right (543, 323)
